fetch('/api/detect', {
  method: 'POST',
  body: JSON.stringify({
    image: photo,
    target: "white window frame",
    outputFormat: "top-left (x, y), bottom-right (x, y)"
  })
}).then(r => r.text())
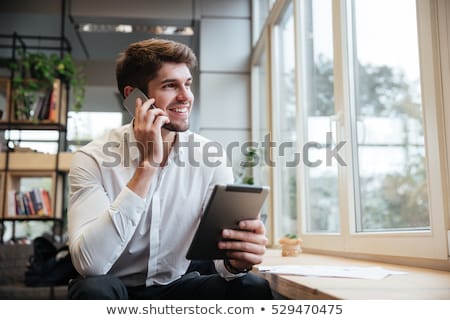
top-left (252, 0), bottom-right (450, 267)
top-left (251, 28), bottom-right (275, 243)
top-left (301, 0), bottom-right (449, 264)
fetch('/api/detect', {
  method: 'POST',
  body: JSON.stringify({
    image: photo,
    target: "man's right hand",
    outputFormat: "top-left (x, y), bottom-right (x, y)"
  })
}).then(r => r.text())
top-left (133, 97), bottom-right (170, 167)
top-left (126, 97), bottom-right (170, 199)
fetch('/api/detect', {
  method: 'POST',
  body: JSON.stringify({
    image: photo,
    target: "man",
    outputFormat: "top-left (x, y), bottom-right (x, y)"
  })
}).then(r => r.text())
top-left (67, 38), bottom-right (272, 299)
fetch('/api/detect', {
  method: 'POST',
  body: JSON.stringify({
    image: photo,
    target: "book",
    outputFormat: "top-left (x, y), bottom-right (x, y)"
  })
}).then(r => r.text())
top-left (14, 192), bottom-right (24, 216)
top-left (7, 190), bottom-right (16, 217)
top-left (31, 96), bottom-right (44, 119)
top-left (41, 189), bottom-right (52, 217)
top-left (30, 188), bottom-right (44, 215)
top-left (37, 88), bottom-right (52, 120)
top-left (24, 192), bottom-right (35, 215)
top-left (47, 79), bottom-right (60, 122)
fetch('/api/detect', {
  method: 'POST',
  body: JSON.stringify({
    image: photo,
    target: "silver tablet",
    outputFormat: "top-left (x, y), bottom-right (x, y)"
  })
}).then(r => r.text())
top-left (186, 184), bottom-right (269, 260)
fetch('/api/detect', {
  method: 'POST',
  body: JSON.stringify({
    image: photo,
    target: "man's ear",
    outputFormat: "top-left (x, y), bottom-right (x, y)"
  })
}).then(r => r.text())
top-left (123, 85), bottom-right (134, 98)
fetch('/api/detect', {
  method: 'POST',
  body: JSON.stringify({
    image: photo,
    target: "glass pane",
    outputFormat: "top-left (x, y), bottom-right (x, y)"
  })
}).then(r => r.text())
top-left (352, 0), bottom-right (429, 231)
top-left (3, 130), bottom-right (59, 153)
top-left (301, 0), bottom-right (340, 233)
top-left (19, 177), bottom-right (52, 193)
top-left (6, 130), bottom-right (59, 141)
top-left (67, 111), bottom-right (122, 142)
top-left (275, 4), bottom-right (297, 238)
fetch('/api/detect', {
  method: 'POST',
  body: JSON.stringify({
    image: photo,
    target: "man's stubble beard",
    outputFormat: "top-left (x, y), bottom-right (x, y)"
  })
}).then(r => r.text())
top-left (163, 120), bottom-right (190, 132)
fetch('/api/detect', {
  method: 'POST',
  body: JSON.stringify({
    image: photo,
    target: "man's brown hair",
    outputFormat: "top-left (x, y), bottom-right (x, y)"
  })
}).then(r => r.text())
top-left (116, 38), bottom-right (197, 97)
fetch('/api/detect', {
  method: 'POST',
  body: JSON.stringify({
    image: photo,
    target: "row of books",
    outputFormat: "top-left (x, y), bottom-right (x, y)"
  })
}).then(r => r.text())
top-left (16, 79), bottom-right (61, 122)
top-left (7, 187), bottom-right (52, 217)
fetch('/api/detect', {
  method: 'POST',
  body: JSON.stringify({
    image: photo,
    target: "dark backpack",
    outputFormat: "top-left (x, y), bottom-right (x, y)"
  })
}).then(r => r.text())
top-left (24, 236), bottom-right (78, 287)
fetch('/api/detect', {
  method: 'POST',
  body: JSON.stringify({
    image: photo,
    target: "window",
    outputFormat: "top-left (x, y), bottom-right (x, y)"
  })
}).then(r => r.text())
top-left (252, 0), bottom-right (449, 263)
top-left (67, 111), bottom-right (122, 150)
top-left (296, 0), bottom-right (340, 234)
top-left (3, 130), bottom-right (59, 153)
top-left (350, 0), bottom-right (428, 232)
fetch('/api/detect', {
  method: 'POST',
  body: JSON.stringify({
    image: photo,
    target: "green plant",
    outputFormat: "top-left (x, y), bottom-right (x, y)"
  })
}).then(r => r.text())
top-left (9, 50), bottom-right (85, 119)
top-left (55, 53), bottom-right (85, 112)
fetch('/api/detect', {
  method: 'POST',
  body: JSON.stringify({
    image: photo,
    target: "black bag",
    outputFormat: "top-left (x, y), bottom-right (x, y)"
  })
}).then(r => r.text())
top-left (24, 236), bottom-right (78, 287)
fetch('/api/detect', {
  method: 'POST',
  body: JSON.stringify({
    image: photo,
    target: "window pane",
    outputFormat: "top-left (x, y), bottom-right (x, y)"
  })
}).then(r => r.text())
top-left (275, 4), bottom-right (297, 238)
top-left (67, 111), bottom-right (122, 150)
top-left (3, 130), bottom-right (59, 153)
top-left (301, 0), bottom-right (340, 233)
top-left (352, 0), bottom-right (429, 231)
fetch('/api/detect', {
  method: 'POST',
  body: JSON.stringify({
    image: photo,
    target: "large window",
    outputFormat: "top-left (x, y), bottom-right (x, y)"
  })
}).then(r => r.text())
top-left (252, 0), bottom-right (449, 263)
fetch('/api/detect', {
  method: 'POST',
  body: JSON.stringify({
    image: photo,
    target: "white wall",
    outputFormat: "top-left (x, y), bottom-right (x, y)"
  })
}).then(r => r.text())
top-left (197, 0), bottom-right (252, 179)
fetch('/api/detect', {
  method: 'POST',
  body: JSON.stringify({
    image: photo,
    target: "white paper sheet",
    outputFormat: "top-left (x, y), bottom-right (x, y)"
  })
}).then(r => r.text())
top-left (258, 265), bottom-right (407, 280)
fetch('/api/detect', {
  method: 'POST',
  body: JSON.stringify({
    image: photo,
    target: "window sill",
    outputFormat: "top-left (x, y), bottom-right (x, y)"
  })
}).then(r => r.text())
top-left (254, 249), bottom-right (450, 299)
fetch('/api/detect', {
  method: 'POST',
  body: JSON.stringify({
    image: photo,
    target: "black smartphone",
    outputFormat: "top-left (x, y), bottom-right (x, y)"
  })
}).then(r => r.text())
top-left (123, 87), bottom-right (154, 115)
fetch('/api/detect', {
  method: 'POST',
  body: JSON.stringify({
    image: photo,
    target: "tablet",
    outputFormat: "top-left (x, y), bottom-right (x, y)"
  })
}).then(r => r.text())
top-left (186, 184), bottom-right (269, 260)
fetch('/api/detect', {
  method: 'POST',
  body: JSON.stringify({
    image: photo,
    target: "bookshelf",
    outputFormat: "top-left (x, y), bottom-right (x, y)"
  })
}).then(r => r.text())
top-left (0, 33), bottom-right (74, 243)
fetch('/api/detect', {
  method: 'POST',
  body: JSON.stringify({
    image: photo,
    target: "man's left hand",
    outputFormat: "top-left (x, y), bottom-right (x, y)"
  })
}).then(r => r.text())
top-left (218, 219), bottom-right (268, 272)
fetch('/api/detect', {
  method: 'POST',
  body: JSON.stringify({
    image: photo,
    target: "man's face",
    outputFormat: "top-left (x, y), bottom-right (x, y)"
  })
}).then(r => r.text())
top-left (147, 62), bottom-right (194, 132)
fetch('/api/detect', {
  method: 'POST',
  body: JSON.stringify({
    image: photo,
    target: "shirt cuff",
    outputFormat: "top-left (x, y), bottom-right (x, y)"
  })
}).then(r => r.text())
top-left (214, 260), bottom-right (247, 281)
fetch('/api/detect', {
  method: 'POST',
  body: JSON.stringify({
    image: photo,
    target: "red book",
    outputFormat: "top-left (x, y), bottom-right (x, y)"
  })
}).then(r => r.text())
top-left (41, 189), bottom-right (53, 217)
top-left (48, 79), bottom-right (60, 122)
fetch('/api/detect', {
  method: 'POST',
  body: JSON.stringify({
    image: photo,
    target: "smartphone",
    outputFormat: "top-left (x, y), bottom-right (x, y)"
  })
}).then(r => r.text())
top-left (123, 87), bottom-right (155, 115)
top-left (123, 87), bottom-right (172, 130)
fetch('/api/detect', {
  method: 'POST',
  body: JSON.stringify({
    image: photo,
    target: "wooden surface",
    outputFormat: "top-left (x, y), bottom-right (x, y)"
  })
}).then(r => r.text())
top-left (57, 152), bottom-right (73, 172)
top-left (0, 152), bottom-right (73, 172)
top-left (254, 249), bottom-right (450, 300)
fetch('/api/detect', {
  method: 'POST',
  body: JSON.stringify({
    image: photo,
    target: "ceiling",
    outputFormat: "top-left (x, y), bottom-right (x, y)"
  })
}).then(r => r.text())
top-left (65, 16), bottom-right (198, 62)
top-left (0, 0), bottom-right (199, 62)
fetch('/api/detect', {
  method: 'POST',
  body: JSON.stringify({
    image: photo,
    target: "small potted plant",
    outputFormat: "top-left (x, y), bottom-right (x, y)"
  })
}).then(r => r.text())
top-left (278, 234), bottom-right (303, 257)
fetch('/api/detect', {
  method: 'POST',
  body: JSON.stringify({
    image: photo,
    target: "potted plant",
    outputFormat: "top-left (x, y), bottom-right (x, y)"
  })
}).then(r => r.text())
top-left (55, 53), bottom-right (85, 112)
top-left (278, 234), bottom-right (303, 257)
top-left (9, 50), bottom-right (85, 120)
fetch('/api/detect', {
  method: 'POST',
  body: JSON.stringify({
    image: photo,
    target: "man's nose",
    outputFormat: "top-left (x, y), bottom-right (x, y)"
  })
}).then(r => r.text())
top-left (177, 87), bottom-right (191, 100)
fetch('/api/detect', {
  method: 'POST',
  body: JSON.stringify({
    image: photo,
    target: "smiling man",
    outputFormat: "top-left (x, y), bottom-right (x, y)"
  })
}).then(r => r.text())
top-left (67, 38), bottom-right (272, 300)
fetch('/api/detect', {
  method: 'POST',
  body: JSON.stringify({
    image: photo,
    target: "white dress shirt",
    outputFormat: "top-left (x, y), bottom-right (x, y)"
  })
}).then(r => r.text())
top-left (68, 123), bottom-right (241, 287)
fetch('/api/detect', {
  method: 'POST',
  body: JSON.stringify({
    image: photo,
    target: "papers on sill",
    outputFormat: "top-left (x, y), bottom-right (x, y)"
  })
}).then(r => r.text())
top-left (258, 265), bottom-right (407, 280)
